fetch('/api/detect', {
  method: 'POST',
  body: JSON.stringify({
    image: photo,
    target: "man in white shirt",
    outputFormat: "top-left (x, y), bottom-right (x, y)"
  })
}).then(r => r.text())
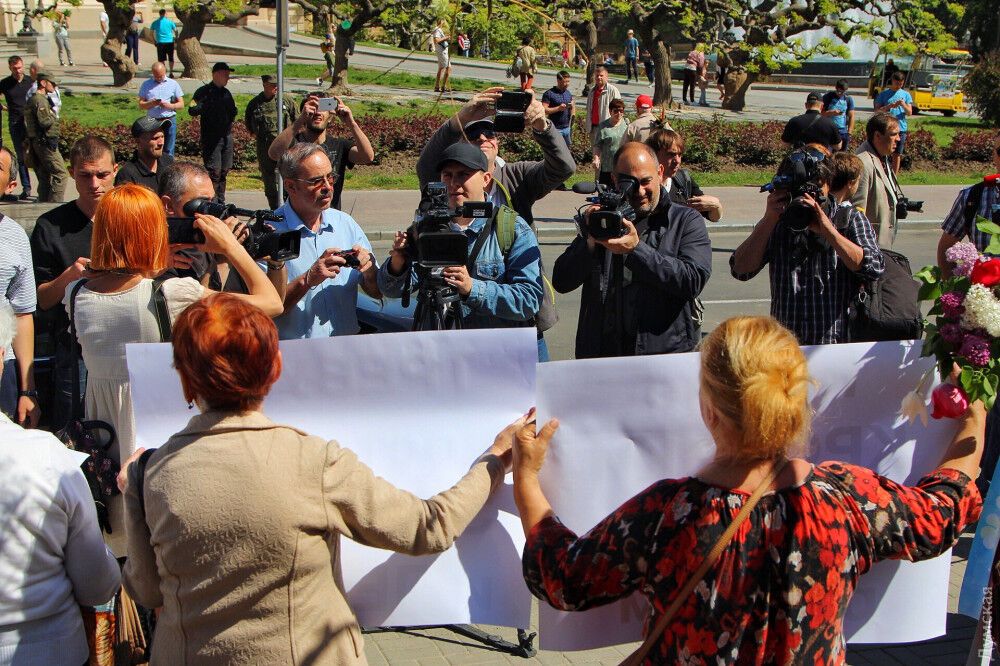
top-left (0, 302), bottom-right (121, 666)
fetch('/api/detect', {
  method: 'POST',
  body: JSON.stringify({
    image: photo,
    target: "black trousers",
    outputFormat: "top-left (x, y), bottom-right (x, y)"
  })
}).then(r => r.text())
top-left (202, 135), bottom-right (234, 203)
top-left (683, 70), bottom-right (698, 103)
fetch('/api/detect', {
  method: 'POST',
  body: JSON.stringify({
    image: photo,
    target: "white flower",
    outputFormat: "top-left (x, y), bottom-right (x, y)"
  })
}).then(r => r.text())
top-left (899, 390), bottom-right (929, 427)
top-left (962, 284), bottom-right (1000, 337)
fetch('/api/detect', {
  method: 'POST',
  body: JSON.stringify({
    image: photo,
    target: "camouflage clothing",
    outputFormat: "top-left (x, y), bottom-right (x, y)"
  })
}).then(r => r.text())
top-left (24, 91), bottom-right (67, 202)
top-left (246, 91), bottom-right (299, 209)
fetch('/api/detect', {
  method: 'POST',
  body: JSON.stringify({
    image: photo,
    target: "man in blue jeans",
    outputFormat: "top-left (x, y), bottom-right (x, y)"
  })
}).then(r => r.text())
top-left (821, 79), bottom-right (855, 151)
top-left (138, 62), bottom-right (183, 156)
top-left (624, 30), bottom-right (640, 83)
top-left (379, 143), bottom-right (545, 358)
top-left (541, 70), bottom-right (574, 148)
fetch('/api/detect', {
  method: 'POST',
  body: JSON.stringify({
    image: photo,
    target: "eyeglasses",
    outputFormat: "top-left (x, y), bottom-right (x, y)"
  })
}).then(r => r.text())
top-left (470, 130), bottom-right (497, 141)
top-left (291, 171), bottom-right (337, 187)
top-left (610, 108), bottom-right (625, 114)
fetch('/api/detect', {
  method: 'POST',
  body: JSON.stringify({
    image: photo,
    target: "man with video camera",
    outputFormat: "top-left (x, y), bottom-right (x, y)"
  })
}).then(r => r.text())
top-left (731, 147), bottom-right (885, 344)
top-left (551, 142), bottom-right (712, 358)
top-left (379, 144), bottom-right (544, 352)
top-left (158, 162), bottom-right (287, 297)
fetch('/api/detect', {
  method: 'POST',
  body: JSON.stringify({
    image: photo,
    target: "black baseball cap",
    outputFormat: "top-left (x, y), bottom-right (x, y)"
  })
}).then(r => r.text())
top-left (805, 92), bottom-right (821, 103)
top-left (131, 116), bottom-right (172, 137)
top-left (436, 143), bottom-right (489, 173)
top-left (212, 62), bottom-right (235, 73)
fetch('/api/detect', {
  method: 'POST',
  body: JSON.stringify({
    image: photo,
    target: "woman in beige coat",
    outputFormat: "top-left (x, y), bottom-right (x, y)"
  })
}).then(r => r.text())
top-left (119, 293), bottom-right (519, 664)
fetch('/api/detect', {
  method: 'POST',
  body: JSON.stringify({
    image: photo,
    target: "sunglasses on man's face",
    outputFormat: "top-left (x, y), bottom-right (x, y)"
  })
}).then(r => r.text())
top-left (471, 130), bottom-right (497, 141)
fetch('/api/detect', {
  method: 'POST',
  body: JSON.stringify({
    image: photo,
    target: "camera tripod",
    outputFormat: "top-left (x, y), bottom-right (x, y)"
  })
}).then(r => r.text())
top-left (411, 270), bottom-right (464, 331)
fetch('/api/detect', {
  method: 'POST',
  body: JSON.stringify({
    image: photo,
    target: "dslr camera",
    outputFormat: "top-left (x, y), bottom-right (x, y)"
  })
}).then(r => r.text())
top-left (895, 196), bottom-right (924, 220)
top-left (181, 198), bottom-right (301, 261)
top-left (572, 176), bottom-right (638, 240)
top-left (760, 147), bottom-right (830, 232)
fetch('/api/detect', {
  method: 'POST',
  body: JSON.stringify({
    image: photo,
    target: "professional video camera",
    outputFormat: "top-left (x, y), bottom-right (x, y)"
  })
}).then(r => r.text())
top-left (760, 147), bottom-right (830, 232)
top-left (182, 198), bottom-right (301, 261)
top-left (571, 176), bottom-right (639, 240)
top-left (402, 182), bottom-right (493, 330)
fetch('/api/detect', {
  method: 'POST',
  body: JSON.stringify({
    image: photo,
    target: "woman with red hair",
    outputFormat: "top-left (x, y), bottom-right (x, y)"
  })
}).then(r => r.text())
top-left (119, 293), bottom-right (519, 664)
top-left (64, 183), bottom-right (281, 555)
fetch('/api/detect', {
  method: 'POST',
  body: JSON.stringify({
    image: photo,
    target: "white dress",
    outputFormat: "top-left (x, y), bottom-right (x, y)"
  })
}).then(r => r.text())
top-left (63, 277), bottom-right (204, 556)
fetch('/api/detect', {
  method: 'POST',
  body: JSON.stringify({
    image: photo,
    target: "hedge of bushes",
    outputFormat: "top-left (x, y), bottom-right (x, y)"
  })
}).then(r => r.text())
top-left (59, 114), bottom-right (1000, 173)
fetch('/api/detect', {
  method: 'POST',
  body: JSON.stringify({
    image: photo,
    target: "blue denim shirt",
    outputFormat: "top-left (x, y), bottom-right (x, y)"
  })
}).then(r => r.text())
top-left (271, 202), bottom-right (373, 339)
top-left (377, 215), bottom-right (543, 329)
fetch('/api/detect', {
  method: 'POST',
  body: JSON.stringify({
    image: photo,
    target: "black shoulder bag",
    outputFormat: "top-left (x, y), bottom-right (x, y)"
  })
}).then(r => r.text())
top-left (849, 247), bottom-right (922, 342)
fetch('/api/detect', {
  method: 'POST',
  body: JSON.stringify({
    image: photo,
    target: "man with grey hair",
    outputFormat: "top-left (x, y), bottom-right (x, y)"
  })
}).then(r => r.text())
top-left (270, 143), bottom-right (379, 339)
top-left (158, 161), bottom-right (286, 294)
top-left (0, 147), bottom-right (40, 427)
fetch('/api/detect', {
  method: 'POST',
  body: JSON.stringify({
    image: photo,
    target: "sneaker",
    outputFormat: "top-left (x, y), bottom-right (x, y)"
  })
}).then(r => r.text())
top-left (69, 61), bottom-right (75, 66)
top-left (18, 192), bottom-right (31, 201)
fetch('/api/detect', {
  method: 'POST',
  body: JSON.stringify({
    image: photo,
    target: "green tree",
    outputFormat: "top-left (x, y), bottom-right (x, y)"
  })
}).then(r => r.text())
top-left (959, 0), bottom-right (1000, 58)
top-left (173, 0), bottom-right (261, 81)
top-left (460, 4), bottom-right (544, 60)
top-left (963, 50), bottom-right (1000, 126)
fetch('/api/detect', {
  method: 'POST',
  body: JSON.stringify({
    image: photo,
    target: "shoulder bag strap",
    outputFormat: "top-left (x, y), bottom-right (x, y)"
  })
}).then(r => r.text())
top-left (467, 210), bottom-right (499, 270)
top-left (620, 459), bottom-right (789, 666)
top-left (151, 276), bottom-right (172, 342)
top-left (134, 448), bottom-right (156, 520)
top-left (66, 279), bottom-right (89, 421)
top-left (964, 182), bottom-right (987, 233)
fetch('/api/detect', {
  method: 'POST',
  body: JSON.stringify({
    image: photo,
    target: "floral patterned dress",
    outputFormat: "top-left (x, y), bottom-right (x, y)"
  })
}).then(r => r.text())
top-left (523, 462), bottom-right (982, 665)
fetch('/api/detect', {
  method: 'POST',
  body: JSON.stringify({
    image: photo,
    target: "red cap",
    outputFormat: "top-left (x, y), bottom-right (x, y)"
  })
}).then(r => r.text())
top-left (985, 174), bottom-right (1000, 185)
top-left (636, 94), bottom-right (653, 109)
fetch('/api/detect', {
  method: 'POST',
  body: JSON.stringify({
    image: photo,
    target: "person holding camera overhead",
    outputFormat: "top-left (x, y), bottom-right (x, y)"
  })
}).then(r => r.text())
top-left (552, 142), bottom-right (712, 358)
top-left (270, 143), bottom-right (379, 340)
top-left (379, 144), bottom-right (544, 351)
top-left (268, 92), bottom-right (375, 212)
top-left (731, 147), bottom-right (884, 344)
top-left (852, 112), bottom-right (905, 248)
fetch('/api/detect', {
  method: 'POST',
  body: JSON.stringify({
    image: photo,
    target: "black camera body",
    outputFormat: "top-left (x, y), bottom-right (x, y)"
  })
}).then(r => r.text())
top-left (895, 196), bottom-right (924, 220)
top-left (167, 217), bottom-right (206, 244)
top-left (573, 177), bottom-right (638, 240)
top-left (761, 147), bottom-right (830, 232)
top-left (334, 249), bottom-right (361, 268)
top-left (406, 182), bottom-right (492, 268)
top-left (182, 198), bottom-right (301, 261)
top-left (494, 90), bottom-right (532, 133)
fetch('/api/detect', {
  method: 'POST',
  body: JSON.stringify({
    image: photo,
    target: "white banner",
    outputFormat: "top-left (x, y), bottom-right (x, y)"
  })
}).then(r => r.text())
top-left (534, 341), bottom-right (958, 650)
top-left (127, 328), bottom-right (538, 628)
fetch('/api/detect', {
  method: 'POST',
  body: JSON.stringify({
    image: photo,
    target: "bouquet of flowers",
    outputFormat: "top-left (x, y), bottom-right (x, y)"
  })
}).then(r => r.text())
top-left (910, 216), bottom-right (1000, 420)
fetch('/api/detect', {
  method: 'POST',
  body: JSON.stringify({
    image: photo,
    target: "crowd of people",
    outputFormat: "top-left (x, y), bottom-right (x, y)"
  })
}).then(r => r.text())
top-left (0, 48), bottom-right (999, 663)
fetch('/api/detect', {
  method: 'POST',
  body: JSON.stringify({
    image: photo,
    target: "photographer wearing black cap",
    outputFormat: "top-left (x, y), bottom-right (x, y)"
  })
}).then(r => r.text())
top-left (731, 146), bottom-right (884, 344)
top-left (190, 62), bottom-right (238, 203)
top-left (379, 143), bottom-right (544, 354)
top-left (115, 116), bottom-right (175, 191)
top-left (552, 142), bottom-right (712, 358)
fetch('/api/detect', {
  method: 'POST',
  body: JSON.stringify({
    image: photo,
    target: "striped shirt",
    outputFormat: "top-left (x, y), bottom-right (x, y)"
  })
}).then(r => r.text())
top-left (941, 183), bottom-right (1000, 253)
top-left (0, 215), bottom-right (36, 361)
top-left (731, 201), bottom-right (884, 344)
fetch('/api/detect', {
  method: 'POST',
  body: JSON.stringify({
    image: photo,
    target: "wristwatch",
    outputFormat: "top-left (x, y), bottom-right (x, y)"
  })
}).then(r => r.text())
top-left (266, 259), bottom-right (285, 271)
top-left (18, 390), bottom-right (38, 398)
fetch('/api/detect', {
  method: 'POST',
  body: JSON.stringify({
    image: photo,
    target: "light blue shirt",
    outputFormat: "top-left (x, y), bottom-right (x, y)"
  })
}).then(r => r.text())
top-left (377, 213), bottom-right (542, 329)
top-left (624, 37), bottom-right (639, 58)
top-left (875, 88), bottom-right (913, 132)
top-left (272, 202), bottom-right (373, 339)
top-left (138, 77), bottom-right (183, 119)
top-left (151, 16), bottom-right (176, 44)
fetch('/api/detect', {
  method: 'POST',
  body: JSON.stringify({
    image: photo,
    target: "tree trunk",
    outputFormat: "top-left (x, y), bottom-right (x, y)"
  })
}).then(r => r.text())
top-left (651, 38), bottom-right (671, 106)
top-left (568, 20), bottom-right (597, 96)
top-left (175, 6), bottom-right (212, 80)
top-left (100, 0), bottom-right (137, 87)
top-left (330, 25), bottom-right (353, 93)
top-left (722, 70), bottom-right (755, 112)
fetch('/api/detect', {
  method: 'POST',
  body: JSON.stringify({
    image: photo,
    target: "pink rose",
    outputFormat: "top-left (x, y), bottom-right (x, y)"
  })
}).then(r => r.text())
top-left (930, 383), bottom-right (969, 419)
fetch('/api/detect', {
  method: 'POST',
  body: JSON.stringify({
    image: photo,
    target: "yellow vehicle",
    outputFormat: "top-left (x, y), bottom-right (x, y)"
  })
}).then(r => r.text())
top-left (868, 50), bottom-right (972, 117)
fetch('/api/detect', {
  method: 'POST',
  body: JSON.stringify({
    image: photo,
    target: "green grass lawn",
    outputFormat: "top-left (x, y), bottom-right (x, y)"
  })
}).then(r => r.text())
top-left (909, 115), bottom-right (988, 145)
top-left (236, 63), bottom-right (495, 93)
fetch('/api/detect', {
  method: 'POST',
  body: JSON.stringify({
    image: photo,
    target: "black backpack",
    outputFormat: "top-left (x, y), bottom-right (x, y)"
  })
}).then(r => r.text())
top-left (849, 248), bottom-right (922, 342)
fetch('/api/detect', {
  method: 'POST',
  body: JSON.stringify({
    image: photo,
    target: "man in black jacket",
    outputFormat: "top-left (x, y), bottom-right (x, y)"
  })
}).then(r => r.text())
top-left (190, 62), bottom-right (237, 202)
top-left (552, 142), bottom-right (712, 358)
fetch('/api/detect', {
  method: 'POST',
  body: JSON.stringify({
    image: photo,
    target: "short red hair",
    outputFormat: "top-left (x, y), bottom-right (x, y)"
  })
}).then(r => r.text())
top-left (172, 293), bottom-right (282, 412)
top-left (90, 183), bottom-right (169, 273)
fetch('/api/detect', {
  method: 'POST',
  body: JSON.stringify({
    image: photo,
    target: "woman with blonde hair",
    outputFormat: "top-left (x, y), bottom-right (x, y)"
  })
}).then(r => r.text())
top-left (514, 315), bottom-right (985, 664)
top-left (64, 183), bottom-right (281, 555)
